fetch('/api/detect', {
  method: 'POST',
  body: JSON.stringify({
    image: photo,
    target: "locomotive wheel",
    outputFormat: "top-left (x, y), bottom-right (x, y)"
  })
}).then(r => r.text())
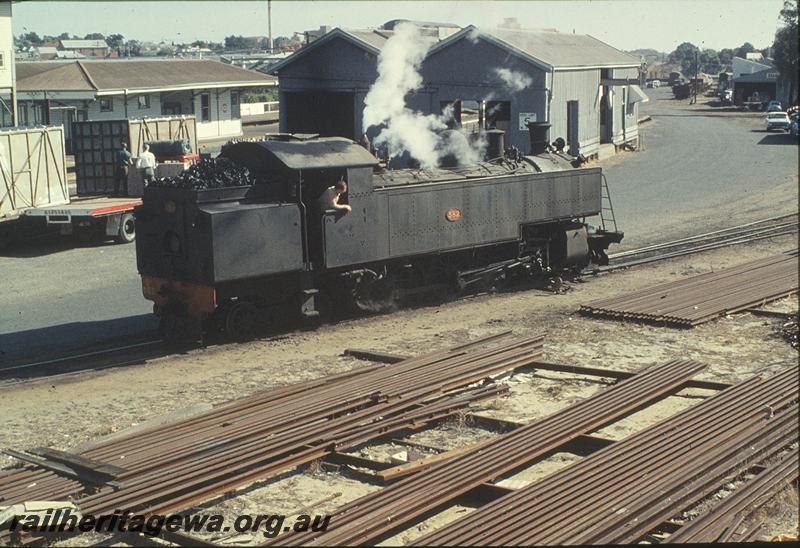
top-left (224, 300), bottom-right (259, 341)
top-left (353, 275), bottom-right (398, 313)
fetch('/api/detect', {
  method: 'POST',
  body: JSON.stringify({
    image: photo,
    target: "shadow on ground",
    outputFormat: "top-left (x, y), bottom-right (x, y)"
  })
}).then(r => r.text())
top-left (0, 314), bottom-right (159, 369)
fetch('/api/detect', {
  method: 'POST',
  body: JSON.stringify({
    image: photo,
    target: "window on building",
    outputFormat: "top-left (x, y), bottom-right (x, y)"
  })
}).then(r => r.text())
top-left (200, 93), bottom-right (210, 121)
top-left (100, 97), bottom-right (113, 112)
top-left (162, 102), bottom-right (182, 115)
top-left (486, 101), bottom-right (511, 132)
top-left (0, 53), bottom-right (5, 69)
top-left (138, 95), bottom-right (150, 110)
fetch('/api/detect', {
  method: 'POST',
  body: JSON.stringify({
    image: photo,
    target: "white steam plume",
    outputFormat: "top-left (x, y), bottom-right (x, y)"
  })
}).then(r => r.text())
top-left (494, 67), bottom-right (533, 92)
top-left (363, 23), bottom-right (486, 169)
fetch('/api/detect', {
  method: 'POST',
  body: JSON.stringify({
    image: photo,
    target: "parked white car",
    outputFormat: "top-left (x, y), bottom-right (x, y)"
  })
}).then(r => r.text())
top-left (766, 100), bottom-right (783, 112)
top-left (765, 112), bottom-right (791, 131)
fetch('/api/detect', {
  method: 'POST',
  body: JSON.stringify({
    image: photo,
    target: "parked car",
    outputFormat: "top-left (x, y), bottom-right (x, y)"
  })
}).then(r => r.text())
top-left (765, 112), bottom-right (791, 131)
top-left (766, 100), bottom-right (783, 112)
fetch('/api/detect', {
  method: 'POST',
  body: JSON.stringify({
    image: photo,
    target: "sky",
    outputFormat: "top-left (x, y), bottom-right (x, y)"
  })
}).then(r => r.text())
top-left (9, 0), bottom-right (788, 52)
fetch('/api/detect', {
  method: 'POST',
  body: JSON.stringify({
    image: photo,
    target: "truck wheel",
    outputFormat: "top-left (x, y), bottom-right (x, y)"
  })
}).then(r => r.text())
top-left (115, 212), bottom-right (136, 244)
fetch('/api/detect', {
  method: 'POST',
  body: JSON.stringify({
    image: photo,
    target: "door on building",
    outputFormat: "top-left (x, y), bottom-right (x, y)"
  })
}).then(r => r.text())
top-left (567, 100), bottom-right (579, 155)
top-left (600, 88), bottom-right (612, 143)
top-left (284, 92), bottom-right (355, 138)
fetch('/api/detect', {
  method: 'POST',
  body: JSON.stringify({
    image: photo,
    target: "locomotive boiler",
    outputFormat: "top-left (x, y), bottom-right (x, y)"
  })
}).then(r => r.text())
top-left (135, 127), bottom-right (623, 340)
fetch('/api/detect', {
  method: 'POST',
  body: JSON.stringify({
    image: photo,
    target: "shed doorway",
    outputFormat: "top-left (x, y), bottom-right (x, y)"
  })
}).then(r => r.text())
top-left (599, 87), bottom-right (613, 144)
top-left (284, 92), bottom-right (356, 139)
top-left (567, 100), bottom-right (579, 155)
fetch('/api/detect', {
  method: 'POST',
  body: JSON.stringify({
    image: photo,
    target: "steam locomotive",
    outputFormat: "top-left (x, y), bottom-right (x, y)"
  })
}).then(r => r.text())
top-left (135, 124), bottom-right (623, 340)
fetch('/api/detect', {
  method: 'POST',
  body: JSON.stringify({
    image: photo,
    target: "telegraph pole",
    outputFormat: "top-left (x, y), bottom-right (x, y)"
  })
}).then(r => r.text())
top-left (692, 49), bottom-right (699, 104)
top-left (267, 0), bottom-right (273, 52)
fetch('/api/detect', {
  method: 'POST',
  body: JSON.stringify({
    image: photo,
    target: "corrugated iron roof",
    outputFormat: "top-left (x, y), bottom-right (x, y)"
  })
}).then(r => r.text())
top-left (434, 26), bottom-right (641, 69)
top-left (489, 28), bottom-right (641, 68)
top-left (15, 60), bottom-right (276, 92)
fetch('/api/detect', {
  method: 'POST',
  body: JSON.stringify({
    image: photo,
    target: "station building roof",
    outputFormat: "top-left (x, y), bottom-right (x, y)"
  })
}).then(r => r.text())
top-left (15, 60), bottom-right (277, 96)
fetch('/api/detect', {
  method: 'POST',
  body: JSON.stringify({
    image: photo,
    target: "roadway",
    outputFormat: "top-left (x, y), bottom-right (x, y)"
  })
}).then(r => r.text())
top-left (0, 93), bottom-right (797, 362)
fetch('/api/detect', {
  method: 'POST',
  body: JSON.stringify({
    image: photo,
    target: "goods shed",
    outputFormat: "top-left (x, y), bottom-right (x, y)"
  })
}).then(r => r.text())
top-left (422, 26), bottom-right (646, 157)
top-left (270, 24), bottom-right (646, 158)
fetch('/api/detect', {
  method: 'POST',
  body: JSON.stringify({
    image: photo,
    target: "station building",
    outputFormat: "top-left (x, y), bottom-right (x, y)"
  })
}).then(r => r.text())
top-left (3, 59), bottom-right (277, 149)
top-left (269, 23), bottom-right (647, 158)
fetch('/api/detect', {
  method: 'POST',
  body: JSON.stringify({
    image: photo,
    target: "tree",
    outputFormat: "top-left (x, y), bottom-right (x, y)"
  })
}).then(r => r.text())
top-left (23, 31), bottom-right (43, 45)
top-left (668, 42), bottom-right (700, 75)
top-left (58, 32), bottom-right (71, 40)
top-left (734, 42), bottom-right (756, 58)
top-left (772, 0), bottom-right (798, 104)
top-left (84, 32), bottom-right (105, 40)
top-left (699, 49), bottom-right (722, 74)
top-left (718, 48), bottom-right (734, 67)
top-left (107, 34), bottom-right (125, 50)
top-left (224, 35), bottom-right (249, 50)
top-left (273, 35), bottom-right (293, 50)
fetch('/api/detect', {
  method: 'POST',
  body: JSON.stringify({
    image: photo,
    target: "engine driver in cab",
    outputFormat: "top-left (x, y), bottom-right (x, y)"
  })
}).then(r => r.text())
top-left (319, 179), bottom-right (352, 214)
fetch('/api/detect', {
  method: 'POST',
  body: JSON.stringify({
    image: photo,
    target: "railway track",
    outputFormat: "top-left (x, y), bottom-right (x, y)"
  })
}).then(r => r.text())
top-left (595, 213), bottom-right (799, 273)
top-left (0, 339), bottom-right (167, 389)
top-left (3, 215), bottom-right (796, 388)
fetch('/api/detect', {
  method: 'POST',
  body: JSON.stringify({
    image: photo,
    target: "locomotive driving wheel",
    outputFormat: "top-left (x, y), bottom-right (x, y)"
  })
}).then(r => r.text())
top-left (352, 273), bottom-right (399, 313)
top-left (224, 300), bottom-right (259, 341)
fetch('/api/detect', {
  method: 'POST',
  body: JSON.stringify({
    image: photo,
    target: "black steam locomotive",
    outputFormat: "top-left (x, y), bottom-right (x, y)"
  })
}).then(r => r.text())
top-left (135, 126), bottom-right (623, 340)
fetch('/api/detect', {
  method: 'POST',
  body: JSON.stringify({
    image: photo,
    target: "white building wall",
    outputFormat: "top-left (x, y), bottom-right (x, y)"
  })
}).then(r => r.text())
top-left (192, 88), bottom-right (243, 141)
top-left (0, 1), bottom-right (14, 93)
top-left (87, 92), bottom-right (163, 120)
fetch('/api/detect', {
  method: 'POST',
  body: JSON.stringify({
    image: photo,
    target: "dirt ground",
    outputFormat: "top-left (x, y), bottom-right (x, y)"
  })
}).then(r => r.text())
top-left (2, 234), bottom-right (798, 546)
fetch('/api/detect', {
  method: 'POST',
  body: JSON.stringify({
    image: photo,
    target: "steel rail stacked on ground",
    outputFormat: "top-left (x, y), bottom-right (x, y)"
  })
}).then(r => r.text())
top-left (581, 251), bottom-right (799, 326)
top-left (262, 359), bottom-right (708, 546)
top-left (415, 367), bottom-right (798, 546)
top-left (0, 333), bottom-right (541, 540)
top-left (666, 449), bottom-right (799, 544)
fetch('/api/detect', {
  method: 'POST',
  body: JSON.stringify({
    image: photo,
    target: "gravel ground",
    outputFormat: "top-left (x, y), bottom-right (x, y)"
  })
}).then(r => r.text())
top-left (3, 234), bottom-right (798, 546)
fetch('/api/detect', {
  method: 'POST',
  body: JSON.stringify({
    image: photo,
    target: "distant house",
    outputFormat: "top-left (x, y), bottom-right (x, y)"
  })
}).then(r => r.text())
top-left (59, 39), bottom-right (115, 58)
top-left (5, 59), bottom-right (277, 146)
top-left (731, 56), bottom-right (779, 104)
top-left (36, 46), bottom-right (60, 60)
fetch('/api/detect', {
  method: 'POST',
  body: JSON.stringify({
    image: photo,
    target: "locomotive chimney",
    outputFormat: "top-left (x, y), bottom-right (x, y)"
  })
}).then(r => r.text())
top-left (484, 129), bottom-right (505, 160)
top-left (527, 122), bottom-right (551, 155)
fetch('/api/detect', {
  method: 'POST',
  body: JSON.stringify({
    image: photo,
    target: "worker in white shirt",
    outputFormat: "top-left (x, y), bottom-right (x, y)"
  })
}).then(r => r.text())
top-left (136, 143), bottom-right (157, 186)
top-left (318, 178), bottom-right (352, 214)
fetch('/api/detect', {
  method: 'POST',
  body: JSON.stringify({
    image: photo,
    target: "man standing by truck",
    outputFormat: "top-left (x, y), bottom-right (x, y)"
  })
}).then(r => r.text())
top-left (136, 143), bottom-right (157, 186)
top-left (114, 141), bottom-right (133, 196)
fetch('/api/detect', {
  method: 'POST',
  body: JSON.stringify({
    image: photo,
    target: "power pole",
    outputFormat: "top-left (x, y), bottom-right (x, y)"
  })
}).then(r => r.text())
top-left (692, 49), bottom-right (699, 104)
top-left (267, 0), bottom-right (273, 52)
